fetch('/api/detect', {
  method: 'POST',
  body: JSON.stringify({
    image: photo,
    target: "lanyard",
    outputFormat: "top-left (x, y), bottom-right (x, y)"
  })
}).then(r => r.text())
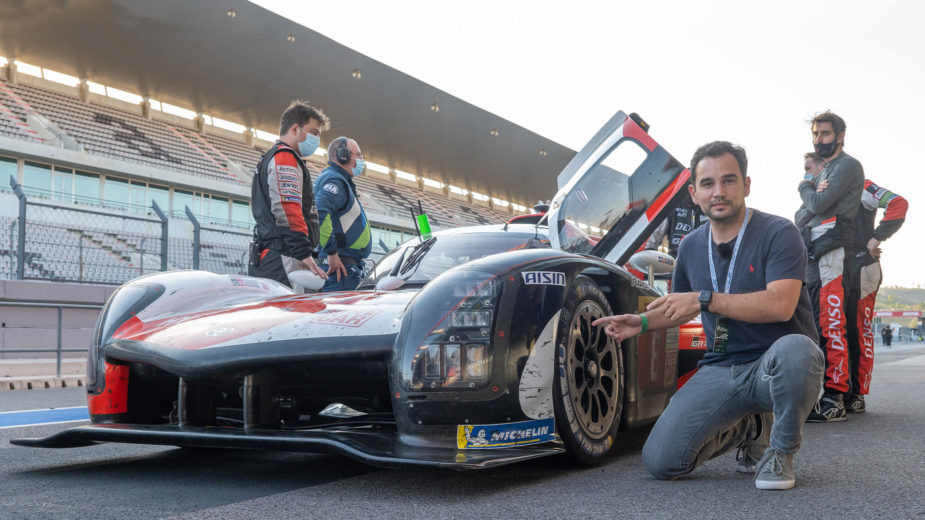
top-left (707, 209), bottom-right (751, 293)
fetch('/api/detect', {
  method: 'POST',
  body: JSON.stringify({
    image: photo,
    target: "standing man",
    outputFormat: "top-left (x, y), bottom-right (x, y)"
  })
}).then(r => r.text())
top-left (594, 141), bottom-right (822, 490)
top-left (314, 137), bottom-right (371, 291)
top-left (804, 153), bottom-right (908, 413)
top-left (794, 111), bottom-right (864, 422)
top-left (249, 100), bottom-right (330, 287)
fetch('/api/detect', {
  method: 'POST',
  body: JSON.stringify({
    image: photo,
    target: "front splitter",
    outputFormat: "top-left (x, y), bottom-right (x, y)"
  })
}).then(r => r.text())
top-left (11, 423), bottom-right (564, 470)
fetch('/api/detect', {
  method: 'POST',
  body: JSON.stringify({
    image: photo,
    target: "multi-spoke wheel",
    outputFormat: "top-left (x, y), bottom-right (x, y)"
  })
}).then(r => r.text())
top-left (553, 275), bottom-right (624, 465)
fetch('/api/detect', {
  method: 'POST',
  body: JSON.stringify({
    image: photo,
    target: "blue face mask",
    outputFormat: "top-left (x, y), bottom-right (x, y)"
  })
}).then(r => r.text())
top-left (352, 158), bottom-right (366, 177)
top-left (298, 133), bottom-right (320, 157)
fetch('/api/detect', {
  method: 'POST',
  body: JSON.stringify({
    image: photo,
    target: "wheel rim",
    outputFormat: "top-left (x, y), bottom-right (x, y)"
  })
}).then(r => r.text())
top-left (565, 300), bottom-right (619, 439)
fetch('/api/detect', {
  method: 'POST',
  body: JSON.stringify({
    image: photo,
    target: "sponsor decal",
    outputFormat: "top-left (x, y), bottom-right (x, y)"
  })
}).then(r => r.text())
top-left (276, 165), bottom-right (298, 175)
top-left (206, 327), bottom-right (235, 337)
top-left (281, 195), bottom-right (302, 203)
top-left (576, 188), bottom-right (588, 203)
top-left (825, 293), bottom-right (846, 351)
top-left (306, 309), bottom-right (380, 327)
top-left (522, 271), bottom-right (566, 286)
top-left (279, 181), bottom-right (299, 190)
top-left (456, 417), bottom-right (555, 449)
top-left (323, 183), bottom-right (339, 195)
top-left (278, 174), bottom-right (299, 182)
top-left (230, 278), bottom-right (263, 289)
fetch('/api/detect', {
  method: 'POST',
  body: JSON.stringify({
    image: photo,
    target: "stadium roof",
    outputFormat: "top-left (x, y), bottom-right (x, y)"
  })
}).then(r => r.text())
top-left (0, 0), bottom-right (575, 207)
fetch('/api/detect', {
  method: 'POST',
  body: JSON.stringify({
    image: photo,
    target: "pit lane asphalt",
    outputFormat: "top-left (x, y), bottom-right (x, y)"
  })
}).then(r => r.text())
top-left (2, 344), bottom-right (924, 520)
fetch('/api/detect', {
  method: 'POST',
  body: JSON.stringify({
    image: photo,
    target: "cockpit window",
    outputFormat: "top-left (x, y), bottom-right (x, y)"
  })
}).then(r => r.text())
top-left (359, 232), bottom-right (546, 288)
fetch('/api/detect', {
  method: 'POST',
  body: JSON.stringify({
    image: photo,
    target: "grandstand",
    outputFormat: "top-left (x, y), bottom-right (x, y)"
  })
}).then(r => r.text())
top-left (0, 2), bottom-right (575, 289)
top-left (0, 72), bottom-right (528, 285)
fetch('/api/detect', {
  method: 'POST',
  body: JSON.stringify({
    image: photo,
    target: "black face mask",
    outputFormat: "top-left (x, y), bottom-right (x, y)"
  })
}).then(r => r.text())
top-left (814, 140), bottom-right (840, 158)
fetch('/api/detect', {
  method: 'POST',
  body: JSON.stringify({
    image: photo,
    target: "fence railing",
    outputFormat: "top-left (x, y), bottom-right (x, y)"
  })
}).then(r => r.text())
top-left (0, 301), bottom-right (103, 377)
top-left (6, 175), bottom-right (250, 285)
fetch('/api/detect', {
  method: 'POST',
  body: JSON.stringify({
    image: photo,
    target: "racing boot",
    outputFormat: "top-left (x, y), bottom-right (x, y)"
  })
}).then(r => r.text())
top-left (736, 413), bottom-right (772, 473)
top-left (845, 393), bottom-right (866, 413)
top-left (806, 391), bottom-right (847, 422)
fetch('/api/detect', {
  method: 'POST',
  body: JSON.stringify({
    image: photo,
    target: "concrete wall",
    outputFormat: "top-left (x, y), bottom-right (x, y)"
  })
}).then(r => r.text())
top-left (0, 279), bottom-right (116, 358)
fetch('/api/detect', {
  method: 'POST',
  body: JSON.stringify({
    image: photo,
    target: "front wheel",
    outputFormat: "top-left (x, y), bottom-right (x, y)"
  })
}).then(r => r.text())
top-left (552, 275), bottom-right (624, 465)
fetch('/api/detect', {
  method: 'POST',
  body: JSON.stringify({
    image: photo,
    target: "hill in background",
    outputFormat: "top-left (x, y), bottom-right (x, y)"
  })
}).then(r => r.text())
top-left (877, 286), bottom-right (925, 311)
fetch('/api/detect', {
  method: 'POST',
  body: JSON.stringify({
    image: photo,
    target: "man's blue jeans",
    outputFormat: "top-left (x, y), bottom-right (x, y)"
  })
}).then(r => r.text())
top-left (642, 334), bottom-right (824, 480)
top-left (320, 263), bottom-right (363, 292)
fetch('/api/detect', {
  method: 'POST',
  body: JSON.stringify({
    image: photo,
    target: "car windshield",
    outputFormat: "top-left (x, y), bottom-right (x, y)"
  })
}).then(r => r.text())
top-left (359, 232), bottom-right (539, 289)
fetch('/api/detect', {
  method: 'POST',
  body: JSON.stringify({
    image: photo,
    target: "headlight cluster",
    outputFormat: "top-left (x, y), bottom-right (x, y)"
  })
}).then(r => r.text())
top-left (406, 275), bottom-right (501, 390)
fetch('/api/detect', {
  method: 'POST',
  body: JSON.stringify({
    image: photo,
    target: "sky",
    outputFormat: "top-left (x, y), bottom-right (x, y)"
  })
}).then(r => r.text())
top-left (254, 0), bottom-right (923, 288)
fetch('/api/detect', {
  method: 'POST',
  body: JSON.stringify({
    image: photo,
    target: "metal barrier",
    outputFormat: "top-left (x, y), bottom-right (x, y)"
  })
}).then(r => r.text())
top-left (6, 175), bottom-right (250, 283)
top-left (183, 206), bottom-right (250, 274)
top-left (0, 301), bottom-right (103, 377)
top-left (10, 175), bottom-right (168, 285)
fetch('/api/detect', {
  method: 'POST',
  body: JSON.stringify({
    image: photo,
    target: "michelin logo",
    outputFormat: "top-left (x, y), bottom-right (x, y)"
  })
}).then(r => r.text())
top-left (457, 418), bottom-right (555, 449)
top-left (522, 271), bottom-right (566, 286)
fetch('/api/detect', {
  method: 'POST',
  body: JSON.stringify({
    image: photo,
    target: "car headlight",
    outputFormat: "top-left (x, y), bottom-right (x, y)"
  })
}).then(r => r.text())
top-left (401, 271), bottom-right (502, 390)
top-left (87, 283), bottom-right (163, 392)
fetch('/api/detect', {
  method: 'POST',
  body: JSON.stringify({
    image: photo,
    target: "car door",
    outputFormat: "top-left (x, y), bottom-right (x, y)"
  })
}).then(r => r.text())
top-left (546, 111), bottom-right (690, 266)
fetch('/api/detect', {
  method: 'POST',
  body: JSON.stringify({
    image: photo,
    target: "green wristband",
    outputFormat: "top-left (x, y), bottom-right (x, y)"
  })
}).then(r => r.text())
top-left (639, 314), bottom-right (648, 334)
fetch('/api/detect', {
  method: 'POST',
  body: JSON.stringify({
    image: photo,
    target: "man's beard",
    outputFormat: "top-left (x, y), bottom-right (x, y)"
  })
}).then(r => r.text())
top-left (703, 199), bottom-right (743, 222)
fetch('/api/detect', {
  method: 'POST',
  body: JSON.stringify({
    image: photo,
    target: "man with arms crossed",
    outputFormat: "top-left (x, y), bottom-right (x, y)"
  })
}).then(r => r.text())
top-left (804, 153), bottom-right (908, 413)
top-left (594, 141), bottom-right (823, 490)
top-left (795, 111), bottom-right (864, 422)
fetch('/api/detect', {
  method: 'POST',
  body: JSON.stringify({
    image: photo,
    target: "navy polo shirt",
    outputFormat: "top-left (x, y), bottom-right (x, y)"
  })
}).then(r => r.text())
top-left (673, 209), bottom-right (818, 367)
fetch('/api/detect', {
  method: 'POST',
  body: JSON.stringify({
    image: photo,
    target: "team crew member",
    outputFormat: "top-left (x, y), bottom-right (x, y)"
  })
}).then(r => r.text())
top-left (806, 153), bottom-right (908, 413)
top-left (314, 137), bottom-right (371, 291)
top-left (645, 192), bottom-right (709, 258)
top-left (794, 111), bottom-right (864, 422)
top-left (594, 141), bottom-right (822, 491)
top-left (249, 100), bottom-right (329, 287)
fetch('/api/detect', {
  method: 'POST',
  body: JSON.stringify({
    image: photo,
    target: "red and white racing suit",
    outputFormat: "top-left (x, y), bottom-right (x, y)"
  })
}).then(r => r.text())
top-left (794, 151), bottom-right (864, 394)
top-left (846, 180), bottom-right (907, 395)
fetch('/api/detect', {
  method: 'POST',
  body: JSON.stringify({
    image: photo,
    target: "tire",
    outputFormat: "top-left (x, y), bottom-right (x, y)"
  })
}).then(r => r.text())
top-left (552, 275), bottom-right (624, 465)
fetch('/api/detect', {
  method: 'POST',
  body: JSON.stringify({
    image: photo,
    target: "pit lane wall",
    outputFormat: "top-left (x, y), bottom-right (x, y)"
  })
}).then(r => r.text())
top-left (1, 279), bottom-right (113, 390)
top-left (0, 278), bottom-right (113, 354)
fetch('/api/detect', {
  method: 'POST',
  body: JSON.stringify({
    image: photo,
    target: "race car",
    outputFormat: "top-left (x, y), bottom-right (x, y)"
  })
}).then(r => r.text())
top-left (14, 111), bottom-right (704, 469)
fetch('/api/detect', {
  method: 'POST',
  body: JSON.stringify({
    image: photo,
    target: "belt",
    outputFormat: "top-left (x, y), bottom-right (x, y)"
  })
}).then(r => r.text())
top-left (340, 256), bottom-right (360, 266)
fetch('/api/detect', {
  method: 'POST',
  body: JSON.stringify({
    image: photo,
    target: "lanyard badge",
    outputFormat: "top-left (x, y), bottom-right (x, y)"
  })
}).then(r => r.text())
top-left (706, 209), bottom-right (751, 353)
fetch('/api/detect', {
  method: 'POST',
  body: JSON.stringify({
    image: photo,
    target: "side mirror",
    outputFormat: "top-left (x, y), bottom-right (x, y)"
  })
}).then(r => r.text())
top-left (628, 250), bottom-right (675, 287)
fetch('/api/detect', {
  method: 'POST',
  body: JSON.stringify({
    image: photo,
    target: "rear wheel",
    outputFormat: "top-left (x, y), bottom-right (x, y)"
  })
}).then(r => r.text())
top-left (553, 275), bottom-right (623, 465)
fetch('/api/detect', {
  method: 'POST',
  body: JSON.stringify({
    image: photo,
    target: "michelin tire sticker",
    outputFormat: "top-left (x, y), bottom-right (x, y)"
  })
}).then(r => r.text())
top-left (457, 417), bottom-right (555, 449)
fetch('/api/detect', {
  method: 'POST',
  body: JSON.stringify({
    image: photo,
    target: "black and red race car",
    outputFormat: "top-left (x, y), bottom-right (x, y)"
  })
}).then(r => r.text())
top-left (14, 111), bottom-right (705, 469)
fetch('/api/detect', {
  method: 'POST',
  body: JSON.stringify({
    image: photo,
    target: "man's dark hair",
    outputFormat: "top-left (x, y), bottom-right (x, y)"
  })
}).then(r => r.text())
top-left (690, 141), bottom-right (748, 182)
top-left (811, 110), bottom-right (846, 139)
top-left (279, 100), bottom-right (330, 136)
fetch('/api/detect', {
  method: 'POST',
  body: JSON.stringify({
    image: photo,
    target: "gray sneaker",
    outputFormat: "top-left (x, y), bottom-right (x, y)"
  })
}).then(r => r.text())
top-left (753, 448), bottom-right (795, 490)
top-left (735, 414), bottom-right (770, 473)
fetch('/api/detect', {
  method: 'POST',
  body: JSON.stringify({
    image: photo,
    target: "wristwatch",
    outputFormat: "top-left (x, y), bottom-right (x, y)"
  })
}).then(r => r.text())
top-left (698, 290), bottom-right (712, 312)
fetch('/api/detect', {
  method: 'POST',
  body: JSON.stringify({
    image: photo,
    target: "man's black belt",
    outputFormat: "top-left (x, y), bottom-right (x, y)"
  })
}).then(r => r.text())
top-left (339, 256), bottom-right (360, 266)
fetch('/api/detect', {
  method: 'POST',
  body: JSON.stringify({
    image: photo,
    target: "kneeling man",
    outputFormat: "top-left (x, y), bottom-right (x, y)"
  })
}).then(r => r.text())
top-left (594, 141), bottom-right (823, 490)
